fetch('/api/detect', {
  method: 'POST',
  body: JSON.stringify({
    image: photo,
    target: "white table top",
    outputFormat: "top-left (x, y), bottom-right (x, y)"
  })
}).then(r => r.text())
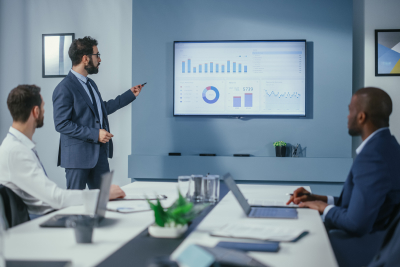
top-left (171, 184), bottom-right (338, 267)
top-left (4, 182), bottom-right (338, 267)
top-left (4, 182), bottom-right (179, 267)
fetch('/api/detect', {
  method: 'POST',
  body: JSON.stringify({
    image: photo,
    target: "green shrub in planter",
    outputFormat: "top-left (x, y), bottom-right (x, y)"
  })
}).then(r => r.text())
top-left (273, 141), bottom-right (287, 157)
top-left (148, 191), bottom-right (207, 227)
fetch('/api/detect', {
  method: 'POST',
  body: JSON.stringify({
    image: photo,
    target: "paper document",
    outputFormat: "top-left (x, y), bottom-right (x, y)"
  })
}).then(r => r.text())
top-left (107, 202), bottom-right (151, 213)
top-left (112, 194), bottom-right (168, 201)
top-left (211, 222), bottom-right (307, 242)
top-left (248, 199), bottom-right (298, 208)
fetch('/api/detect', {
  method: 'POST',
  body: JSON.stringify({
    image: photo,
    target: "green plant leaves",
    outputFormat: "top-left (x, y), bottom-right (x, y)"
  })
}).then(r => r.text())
top-left (147, 189), bottom-right (208, 228)
top-left (273, 141), bottom-right (287, 147)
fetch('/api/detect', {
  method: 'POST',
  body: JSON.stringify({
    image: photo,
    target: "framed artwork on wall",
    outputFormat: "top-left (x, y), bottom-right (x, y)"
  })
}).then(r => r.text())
top-left (42, 33), bottom-right (75, 78)
top-left (375, 29), bottom-right (400, 76)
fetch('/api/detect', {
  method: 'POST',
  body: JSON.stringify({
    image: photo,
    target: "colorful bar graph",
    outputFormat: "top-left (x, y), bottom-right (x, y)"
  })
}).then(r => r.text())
top-left (205, 63), bottom-right (208, 73)
top-left (222, 65), bottom-right (225, 73)
top-left (227, 61), bottom-right (230, 72)
top-left (188, 59), bottom-right (191, 73)
top-left (245, 93), bottom-right (253, 107)
top-left (233, 96), bottom-right (241, 107)
top-left (182, 61), bottom-right (185, 73)
top-left (199, 64), bottom-right (202, 73)
top-left (193, 67), bottom-right (196, 73)
top-left (216, 64), bottom-right (219, 73)
top-left (233, 62), bottom-right (236, 73)
top-left (239, 63), bottom-right (242, 73)
top-left (244, 65), bottom-right (247, 72)
top-left (210, 62), bottom-right (213, 73)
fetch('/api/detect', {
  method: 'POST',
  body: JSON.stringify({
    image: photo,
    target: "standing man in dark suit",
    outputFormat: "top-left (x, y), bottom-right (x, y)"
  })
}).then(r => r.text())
top-left (53, 36), bottom-right (144, 190)
top-left (287, 87), bottom-right (400, 236)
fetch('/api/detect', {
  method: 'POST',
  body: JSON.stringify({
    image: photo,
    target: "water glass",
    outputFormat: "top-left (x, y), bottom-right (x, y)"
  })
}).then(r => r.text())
top-left (178, 176), bottom-right (192, 200)
top-left (191, 175), bottom-right (204, 203)
top-left (203, 175), bottom-right (220, 204)
top-left (212, 175), bottom-right (220, 203)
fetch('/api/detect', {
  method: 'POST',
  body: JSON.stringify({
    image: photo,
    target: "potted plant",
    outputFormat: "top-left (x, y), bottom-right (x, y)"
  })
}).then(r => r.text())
top-left (273, 141), bottom-right (287, 157)
top-left (147, 191), bottom-right (206, 238)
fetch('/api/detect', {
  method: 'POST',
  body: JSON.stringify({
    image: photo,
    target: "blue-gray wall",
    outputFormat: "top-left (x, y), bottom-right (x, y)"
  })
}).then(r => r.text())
top-left (129, 0), bottom-right (353, 184)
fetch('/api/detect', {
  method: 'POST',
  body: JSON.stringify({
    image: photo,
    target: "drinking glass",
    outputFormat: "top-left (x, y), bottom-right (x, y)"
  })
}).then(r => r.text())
top-left (178, 176), bottom-right (192, 201)
top-left (203, 175), bottom-right (216, 203)
top-left (212, 175), bottom-right (220, 203)
top-left (203, 175), bottom-right (220, 204)
top-left (191, 175), bottom-right (204, 203)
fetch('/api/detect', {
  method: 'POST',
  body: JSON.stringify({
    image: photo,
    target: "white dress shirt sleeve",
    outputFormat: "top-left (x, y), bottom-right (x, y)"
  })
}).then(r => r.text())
top-left (322, 195), bottom-right (335, 221)
top-left (327, 195), bottom-right (335, 205)
top-left (8, 147), bottom-right (83, 210)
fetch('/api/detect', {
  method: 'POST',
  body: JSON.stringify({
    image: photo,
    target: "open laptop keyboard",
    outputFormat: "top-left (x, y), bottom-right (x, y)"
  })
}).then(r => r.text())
top-left (249, 207), bottom-right (278, 217)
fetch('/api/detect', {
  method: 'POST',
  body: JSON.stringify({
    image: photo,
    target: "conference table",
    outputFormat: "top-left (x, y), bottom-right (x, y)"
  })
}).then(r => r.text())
top-left (4, 181), bottom-right (338, 267)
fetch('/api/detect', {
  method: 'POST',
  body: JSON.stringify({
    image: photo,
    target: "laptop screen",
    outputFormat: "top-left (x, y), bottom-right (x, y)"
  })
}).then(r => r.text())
top-left (223, 174), bottom-right (251, 215)
top-left (95, 171), bottom-right (113, 218)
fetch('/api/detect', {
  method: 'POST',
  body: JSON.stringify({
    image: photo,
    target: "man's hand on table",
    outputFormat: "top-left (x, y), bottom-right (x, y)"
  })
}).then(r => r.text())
top-left (109, 185), bottom-right (126, 200)
top-left (286, 187), bottom-right (328, 205)
top-left (298, 201), bottom-right (328, 214)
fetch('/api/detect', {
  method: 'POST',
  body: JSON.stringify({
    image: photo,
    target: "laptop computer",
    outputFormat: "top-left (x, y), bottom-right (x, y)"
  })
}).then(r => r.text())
top-left (223, 174), bottom-right (298, 219)
top-left (40, 171), bottom-right (114, 228)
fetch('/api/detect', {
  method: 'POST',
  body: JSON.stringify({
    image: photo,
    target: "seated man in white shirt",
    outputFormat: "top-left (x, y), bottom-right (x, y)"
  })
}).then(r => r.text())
top-left (0, 84), bottom-right (126, 219)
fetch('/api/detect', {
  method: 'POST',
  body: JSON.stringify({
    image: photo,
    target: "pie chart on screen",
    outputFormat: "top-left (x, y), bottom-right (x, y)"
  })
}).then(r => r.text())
top-left (202, 86), bottom-right (219, 104)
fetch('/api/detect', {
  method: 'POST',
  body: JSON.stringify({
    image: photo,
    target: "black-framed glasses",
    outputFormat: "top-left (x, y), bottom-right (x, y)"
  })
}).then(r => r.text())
top-left (87, 53), bottom-right (100, 58)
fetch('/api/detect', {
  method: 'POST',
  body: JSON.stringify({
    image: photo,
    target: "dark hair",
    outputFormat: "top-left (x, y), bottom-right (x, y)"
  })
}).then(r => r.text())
top-left (7, 85), bottom-right (42, 123)
top-left (68, 36), bottom-right (98, 66)
top-left (354, 87), bottom-right (392, 128)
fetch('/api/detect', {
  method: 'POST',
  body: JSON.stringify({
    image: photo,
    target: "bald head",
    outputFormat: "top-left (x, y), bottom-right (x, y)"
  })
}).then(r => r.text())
top-left (353, 87), bottom-right (392, 128)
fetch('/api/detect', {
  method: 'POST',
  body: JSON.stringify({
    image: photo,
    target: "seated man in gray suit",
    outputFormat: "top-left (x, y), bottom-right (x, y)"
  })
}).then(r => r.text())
top-left (0, 85), bottom-right (125, 219)
top-left (53, 36), bottom-right (144, 190)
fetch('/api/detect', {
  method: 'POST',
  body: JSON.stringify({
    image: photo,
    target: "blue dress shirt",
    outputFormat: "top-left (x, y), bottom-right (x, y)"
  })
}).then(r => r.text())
top-left (70, 69), bottom-right (103, 127)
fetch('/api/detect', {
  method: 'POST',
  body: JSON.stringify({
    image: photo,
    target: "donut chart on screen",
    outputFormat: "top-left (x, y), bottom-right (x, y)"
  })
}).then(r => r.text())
top-left (202, 86), bottom-right (220, 104)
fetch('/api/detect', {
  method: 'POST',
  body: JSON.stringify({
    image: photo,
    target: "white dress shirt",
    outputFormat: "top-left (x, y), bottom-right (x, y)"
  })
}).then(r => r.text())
top-left (0, 127), bottom-right (83, 215)
top-left (322, 127), bottom-right (390, 220)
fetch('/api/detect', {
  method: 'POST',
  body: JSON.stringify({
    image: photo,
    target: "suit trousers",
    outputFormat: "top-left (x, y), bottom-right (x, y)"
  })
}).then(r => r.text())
top-left (65, 143), bottom-right (110, 189)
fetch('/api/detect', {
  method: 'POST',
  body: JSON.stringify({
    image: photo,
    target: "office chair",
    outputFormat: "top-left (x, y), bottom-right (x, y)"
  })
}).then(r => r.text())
top-left (0, 185), bottom-right (30, 228)
top-left (328, 203), bottom-right (400, 267)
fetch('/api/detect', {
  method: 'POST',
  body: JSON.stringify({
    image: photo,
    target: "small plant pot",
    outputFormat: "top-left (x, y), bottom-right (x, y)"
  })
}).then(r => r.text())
top-left (148, 223), bottom-right (188, 238)
top-left (275, 146), bottom-right (286, 157)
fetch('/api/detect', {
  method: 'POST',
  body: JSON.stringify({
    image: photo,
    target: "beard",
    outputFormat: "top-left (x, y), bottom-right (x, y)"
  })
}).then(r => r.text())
top-left (36, 113), bottom-right (44, 128)
top-left (348, 116), bottom-right (361, 136)
top-left (85, 58), bottom-right (99, 74)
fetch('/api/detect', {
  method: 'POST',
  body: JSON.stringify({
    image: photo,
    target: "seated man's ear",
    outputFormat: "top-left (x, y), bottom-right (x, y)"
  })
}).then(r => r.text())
top-left (32, 106), bottom-right (40, 119)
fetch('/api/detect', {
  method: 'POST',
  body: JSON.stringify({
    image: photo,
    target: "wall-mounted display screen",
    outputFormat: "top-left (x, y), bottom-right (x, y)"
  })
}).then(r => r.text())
top-left (174, 40), bottom-right (306, 116)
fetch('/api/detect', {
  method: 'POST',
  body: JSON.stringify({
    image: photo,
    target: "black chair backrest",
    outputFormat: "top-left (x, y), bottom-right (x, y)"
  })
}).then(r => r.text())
top-left (0, 185), bottom-right (30, 227)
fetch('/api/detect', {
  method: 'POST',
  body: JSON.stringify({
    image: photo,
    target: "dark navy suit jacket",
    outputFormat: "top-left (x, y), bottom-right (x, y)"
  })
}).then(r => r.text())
top-left (325, 129), bottom-right (400, 236)
top-left (52, 71), bottom-right (136, 169)
top-left (368, 207), bottom-right (400, 266)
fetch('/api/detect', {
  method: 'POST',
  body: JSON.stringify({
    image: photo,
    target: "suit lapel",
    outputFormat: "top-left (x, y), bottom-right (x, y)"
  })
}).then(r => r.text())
top-left (68, 72), bottom-right (98, 119)
top-left (88, 78), bottom-right (110, 128)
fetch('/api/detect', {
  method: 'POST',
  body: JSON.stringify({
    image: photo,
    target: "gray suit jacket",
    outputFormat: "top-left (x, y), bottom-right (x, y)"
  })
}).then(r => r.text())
top-left (52, 71), bottom-right (135, 168)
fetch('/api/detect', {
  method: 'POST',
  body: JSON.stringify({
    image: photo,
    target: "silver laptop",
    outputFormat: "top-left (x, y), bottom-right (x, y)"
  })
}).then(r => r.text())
top-left (223, 173), bottom-right (298, 219)
top-left (40, 171), bottom-right (114, 228)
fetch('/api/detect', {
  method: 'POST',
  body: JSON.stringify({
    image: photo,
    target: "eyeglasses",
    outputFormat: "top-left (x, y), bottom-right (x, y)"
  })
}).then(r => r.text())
top-left (87, 53), bottom-right (100, 58)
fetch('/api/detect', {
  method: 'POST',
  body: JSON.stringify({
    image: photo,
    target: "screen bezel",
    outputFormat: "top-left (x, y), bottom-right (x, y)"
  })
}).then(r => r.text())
top-left (173, 39), bottom-right (307, 117)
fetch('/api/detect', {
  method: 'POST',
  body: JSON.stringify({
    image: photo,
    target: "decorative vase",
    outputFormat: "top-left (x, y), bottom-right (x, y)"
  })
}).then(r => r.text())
top-left (148, 223), bottom-right (188, 238)
top-left (275, 146), bottom-right (286, 157)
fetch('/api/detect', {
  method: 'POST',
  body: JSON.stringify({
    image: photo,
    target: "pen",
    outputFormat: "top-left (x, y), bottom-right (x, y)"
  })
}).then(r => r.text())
top-left (141, 82), bottom-right (147, 86)
top-left (286, 193), bottom-right (311, 196)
